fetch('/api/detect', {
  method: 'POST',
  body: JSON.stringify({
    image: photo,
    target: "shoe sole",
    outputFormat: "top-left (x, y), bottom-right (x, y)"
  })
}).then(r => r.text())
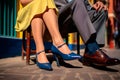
top-left (82, 58), bottom-right (120, 67)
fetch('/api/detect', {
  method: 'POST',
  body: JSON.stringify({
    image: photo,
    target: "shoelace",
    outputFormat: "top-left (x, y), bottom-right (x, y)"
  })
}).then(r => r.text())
top-left (99, 48), bottom-right (107, 53)
top-left (98, 48), bottom-right (109, 58)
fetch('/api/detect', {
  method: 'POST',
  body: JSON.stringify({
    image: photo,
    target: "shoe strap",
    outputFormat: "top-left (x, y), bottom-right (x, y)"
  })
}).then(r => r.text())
top-left (57, 43), bottom-right (66, 48)
top-left (36, 50), bottom-right (45, 55)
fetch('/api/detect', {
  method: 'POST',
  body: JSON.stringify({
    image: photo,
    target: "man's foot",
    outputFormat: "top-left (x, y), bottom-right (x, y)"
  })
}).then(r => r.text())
top-left (81, 49), bottom-right (120, 66)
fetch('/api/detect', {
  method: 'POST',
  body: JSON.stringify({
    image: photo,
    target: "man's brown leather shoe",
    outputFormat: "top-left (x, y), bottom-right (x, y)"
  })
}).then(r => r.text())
top-left (82, 49), bottom-right (120, 66)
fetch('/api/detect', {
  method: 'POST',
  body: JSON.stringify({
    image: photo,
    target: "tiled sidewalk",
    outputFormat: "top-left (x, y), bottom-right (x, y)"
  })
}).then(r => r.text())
top-left (0, 48), bottom-right (120, 80)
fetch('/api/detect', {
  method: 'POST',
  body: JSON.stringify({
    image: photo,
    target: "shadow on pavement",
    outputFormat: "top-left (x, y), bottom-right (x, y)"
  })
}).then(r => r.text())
top-left (87, 64), bottom-right (119, 72)
top-left (30, 55), bottom-right (82, 68)
top-left (27, 55), bottom-right (119, 72)
top-left (58, 59), bottom-right (83, 68)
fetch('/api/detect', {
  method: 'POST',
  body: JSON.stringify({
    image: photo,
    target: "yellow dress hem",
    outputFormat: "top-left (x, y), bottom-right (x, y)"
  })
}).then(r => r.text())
top-left (15, 0), bottom-right (58, 32)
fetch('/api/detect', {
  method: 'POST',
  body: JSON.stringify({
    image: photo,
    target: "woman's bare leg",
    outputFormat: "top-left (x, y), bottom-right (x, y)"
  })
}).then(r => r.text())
top-left (42, 9), bottom-right (71, 54)
top-left (31, 17), bottom-right (49, 63)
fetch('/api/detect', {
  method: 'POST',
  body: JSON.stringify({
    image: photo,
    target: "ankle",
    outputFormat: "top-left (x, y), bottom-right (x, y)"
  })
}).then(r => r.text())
top-left (85, 42), bottom-right (99, 54)
top-left (52, 43), bottom-right (71, 54)
top-left (36, 50), bottom-right (49, 63)
top-left (53, 40), bottom-right (65, 47)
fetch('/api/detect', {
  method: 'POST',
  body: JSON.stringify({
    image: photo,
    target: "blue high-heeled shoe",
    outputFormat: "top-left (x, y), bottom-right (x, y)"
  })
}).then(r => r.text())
top-left (36, 50), bottom-right (53, 71)
top-left (51, 43), bottom-right (82, 61)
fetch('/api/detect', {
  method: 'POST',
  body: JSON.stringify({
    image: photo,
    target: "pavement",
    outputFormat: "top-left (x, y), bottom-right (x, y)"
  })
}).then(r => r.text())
top-left (0, 48), bottom-right (120, 80)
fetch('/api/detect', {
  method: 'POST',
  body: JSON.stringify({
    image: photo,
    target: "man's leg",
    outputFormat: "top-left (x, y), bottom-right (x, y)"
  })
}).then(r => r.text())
top-left (70, 0), bottom-right (100, 54)
top-left (70, 0), bottom-right (96, 43)
top-left (88, 9), bottom-right (108, 46)
top-left (55, 0), bottom-right (120, 66)
top-left (69, 0), bottom-right (120, 66)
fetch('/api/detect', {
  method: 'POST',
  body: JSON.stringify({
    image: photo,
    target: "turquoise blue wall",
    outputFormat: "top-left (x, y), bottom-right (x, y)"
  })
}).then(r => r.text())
top-left (0, 0), bottom-right (17, 37)
top-left (0, 37), bottom-right (85, 59)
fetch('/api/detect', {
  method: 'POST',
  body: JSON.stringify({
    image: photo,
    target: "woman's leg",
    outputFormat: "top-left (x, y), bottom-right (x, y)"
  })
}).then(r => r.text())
top-left (42, 9), bottom-right (71, 54)
top-left (31, 17), bottom-right (49, 63)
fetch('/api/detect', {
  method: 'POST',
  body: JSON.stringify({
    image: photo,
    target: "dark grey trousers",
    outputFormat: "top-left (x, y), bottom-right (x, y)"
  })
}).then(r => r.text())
top-left (55, 0), bottom-right (107, 44)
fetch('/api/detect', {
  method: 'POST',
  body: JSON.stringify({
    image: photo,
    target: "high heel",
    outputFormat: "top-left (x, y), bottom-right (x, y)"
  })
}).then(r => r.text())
top-left (51, 43), bottom-right (82, 60)
top-left (53, 54), bottom-right (60, 67)
top-left (36, 50), bottom-right (53, 71)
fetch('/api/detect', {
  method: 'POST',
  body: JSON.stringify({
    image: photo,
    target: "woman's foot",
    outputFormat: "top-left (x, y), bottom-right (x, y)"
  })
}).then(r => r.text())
top-left (51, 43), bottom-right (82, 60)
top-left (53, 43), bottom-right (71, 54)
top-left (36, 50), bottom-right (53, 71)
top-left (37, 50), bottom-right (49, 63)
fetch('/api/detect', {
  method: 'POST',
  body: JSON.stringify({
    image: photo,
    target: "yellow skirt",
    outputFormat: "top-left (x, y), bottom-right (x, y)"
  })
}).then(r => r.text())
top-left (15, 0), bottom-right (58, 32)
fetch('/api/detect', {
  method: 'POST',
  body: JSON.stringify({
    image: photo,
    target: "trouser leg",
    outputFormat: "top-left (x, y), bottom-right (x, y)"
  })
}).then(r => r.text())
top-left (70, 0), bottom-right (96, 43)
top-left (88, 9), bottom-right (108, 45)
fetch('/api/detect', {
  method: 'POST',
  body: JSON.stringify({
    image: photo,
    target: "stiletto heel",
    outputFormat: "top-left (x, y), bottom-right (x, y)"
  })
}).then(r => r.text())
top-left (36, 50), bottom-right (53, 71)
top-left (51, 43), bottom-right (82, 60)
top-left (53, 54), bottom-right (60, 67)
